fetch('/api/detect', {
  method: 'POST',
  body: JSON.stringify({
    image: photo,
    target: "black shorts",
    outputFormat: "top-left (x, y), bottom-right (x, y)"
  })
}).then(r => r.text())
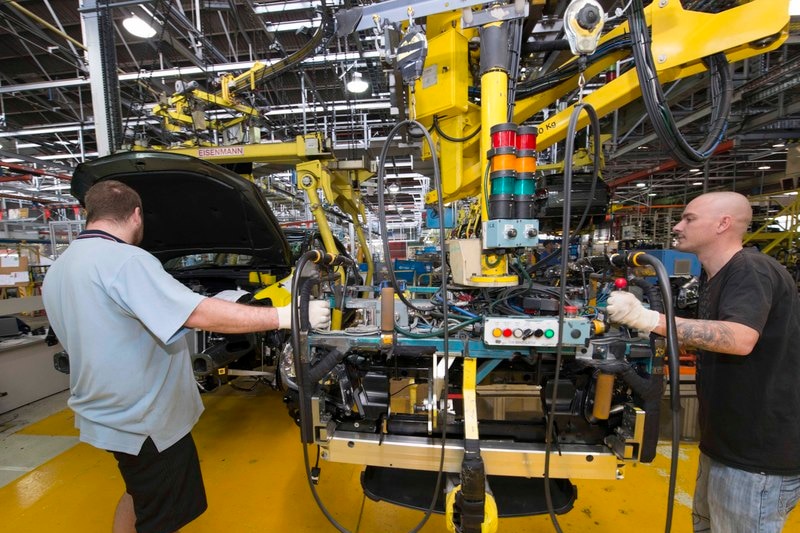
top-left (112, 433), bottom-right (207, 533)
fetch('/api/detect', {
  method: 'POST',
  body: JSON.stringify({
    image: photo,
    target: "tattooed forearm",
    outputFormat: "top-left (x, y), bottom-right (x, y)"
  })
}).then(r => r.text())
top-left (676, 319), bottom-right (738, 353)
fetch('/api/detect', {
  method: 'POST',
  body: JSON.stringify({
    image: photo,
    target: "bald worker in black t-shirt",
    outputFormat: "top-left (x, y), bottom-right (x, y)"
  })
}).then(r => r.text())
top-left (606, 191), bottom-right (800, 533)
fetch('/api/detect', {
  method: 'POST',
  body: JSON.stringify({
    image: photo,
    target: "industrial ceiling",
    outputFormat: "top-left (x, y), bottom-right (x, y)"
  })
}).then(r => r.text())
top-left (0, 0), bottom-right (797, 241)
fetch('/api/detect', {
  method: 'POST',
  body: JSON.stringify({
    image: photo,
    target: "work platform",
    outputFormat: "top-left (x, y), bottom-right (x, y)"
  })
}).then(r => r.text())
top-left (2, 385), bottom-right (799, 532)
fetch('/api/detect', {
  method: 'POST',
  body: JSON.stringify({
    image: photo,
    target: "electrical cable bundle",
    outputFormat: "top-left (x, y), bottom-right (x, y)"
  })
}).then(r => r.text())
top-left (515, 34), bottom-right (631, 99)
top-left (628, 0), bottom-right (732, 167)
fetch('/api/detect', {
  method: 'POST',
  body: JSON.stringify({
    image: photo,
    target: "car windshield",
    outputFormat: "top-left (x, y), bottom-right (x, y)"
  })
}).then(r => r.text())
top-left (163, 253), bottom-right (255, 269)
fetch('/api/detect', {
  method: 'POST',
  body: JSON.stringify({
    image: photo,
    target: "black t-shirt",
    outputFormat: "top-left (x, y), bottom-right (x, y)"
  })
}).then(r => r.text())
top-left (696, 247), bottom-right (800, 475)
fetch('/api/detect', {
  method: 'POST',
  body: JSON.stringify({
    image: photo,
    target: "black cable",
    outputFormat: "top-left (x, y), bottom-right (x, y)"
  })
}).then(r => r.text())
top-left (515, 35), bottom-right (631, 98)
top-left (296, 117), bottom-right (449, 533)
top-left (632, 254), bottom-right (682, 533)
top-left (542, 100), bottom-right (601, 532)
top-left (290, 252), bottom-right (350, 533)
top-left (571, 106), bottom-right (602, 235)
top-left (375, 118), bottom-right (450, 533)
top-left (507, 18), bottom-right (524, 122)
top-left (432, 116), bottom-right (481, 143)
top-left (376, 121), bottom-right (439, 313)
top-left (628, 0), bottom-right (732, 167)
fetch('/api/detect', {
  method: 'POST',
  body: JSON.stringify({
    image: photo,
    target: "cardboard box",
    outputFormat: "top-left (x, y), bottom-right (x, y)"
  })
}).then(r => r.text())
top-left (0, 256), bottom-right (30, 287)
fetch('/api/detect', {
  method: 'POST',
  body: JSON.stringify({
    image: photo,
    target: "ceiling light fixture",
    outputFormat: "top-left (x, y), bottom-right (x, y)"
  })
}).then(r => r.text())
top-left (689, 168), bottom-right (701, 173)
top-left (387, 182), bottom-right (400, 195)
top-left (692, 181), bottom-right (704, 186)
top-left (635, 182), bottom-right (646, 188)
top-left (346, 71), bottom-right (369, 94)
top-left (758, 165), bottom-right (771, 170)
top-left (122, 14), bottom-right (157, 38)
top-left (648, 193), bottom-right (657, 197)
top-left (773, 143), bottom-right (786, 148)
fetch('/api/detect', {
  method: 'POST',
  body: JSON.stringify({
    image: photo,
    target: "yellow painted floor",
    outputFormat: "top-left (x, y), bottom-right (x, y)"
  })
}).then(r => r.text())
top-left (2, 386), bottom-right (799, 533)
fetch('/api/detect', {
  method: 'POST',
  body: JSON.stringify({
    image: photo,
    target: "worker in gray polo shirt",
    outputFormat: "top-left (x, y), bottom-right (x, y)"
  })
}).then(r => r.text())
top-left (42, 180), bottom-right (330, 533)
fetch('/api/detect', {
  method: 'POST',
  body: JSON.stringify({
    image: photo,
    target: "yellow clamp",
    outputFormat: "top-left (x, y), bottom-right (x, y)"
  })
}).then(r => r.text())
top-left (445, 485), bottom-right (499, 533)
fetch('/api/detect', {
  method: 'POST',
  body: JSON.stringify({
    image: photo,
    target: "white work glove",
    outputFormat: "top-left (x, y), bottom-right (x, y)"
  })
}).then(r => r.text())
top-left (606, 291), bottom-right (660, 333)
top-left (276, 300), bottom-right (332, 330)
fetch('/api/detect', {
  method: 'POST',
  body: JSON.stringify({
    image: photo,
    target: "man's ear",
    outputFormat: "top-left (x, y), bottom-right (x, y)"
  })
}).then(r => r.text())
top-left (717, 214), bottom-right (733, 234)
top-left (131, 206), bottom-right (142, 223)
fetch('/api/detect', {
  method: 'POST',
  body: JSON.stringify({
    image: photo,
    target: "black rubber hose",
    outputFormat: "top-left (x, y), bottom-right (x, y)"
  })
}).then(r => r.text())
top-left (298, 275), bottom-right (317, 331)
top-left (291, 250), bottom-right (350, 533)
top-left (626, 276), bottom-right (667, 463)
top-left (522, 40), bottom-right (571, 53)
top-left (306, 348), bottom-right (345, 383)
top-left (630, 253), bottom-right (682, 533)
top-left (629, 276), bottom-right (664, 313)
top-left (619, 363), bottom-right (664, 463)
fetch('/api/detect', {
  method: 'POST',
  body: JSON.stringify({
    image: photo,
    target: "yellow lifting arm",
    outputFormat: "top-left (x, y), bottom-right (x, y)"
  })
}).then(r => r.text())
top-left (515, 0), bottom-right (789, 151)
top-left (418, 0), bottom-right (789, 207)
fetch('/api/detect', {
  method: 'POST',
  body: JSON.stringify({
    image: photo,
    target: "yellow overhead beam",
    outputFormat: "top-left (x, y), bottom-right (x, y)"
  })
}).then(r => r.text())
top-left (154, 134), bottom-right (332, 165)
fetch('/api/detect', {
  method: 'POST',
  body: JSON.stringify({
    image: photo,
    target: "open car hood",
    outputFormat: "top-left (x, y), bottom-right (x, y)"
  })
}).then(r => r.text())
top-left (71, 151), bottom-right (291, 266)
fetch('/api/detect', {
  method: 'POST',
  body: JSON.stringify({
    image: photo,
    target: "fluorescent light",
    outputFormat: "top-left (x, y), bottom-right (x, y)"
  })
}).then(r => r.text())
top-left (758, 165), bottom-right (771, 170)
top-left (346, 71), bottom-right (369, 94)
top-left (648, 193), bottom-right (657, 197)
top-left (636, 182), bottom-right (646, 188)
top-left (773, 143), bottom-right (786, 148)
top-left (122, 15), bottom-right (157, 38)
top-left (692, 181), bottom-right (703, 186)
top-left (689, 168), bottom-right (701, 173)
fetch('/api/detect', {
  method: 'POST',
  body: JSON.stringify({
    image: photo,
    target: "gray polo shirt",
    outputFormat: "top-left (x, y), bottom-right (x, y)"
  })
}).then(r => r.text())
top-left (42, 234), bottom-right (206, 454)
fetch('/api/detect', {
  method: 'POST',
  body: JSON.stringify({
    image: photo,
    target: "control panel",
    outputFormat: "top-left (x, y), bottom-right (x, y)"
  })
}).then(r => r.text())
top-left (483, 316), bottom-right (591, 346)
top-left (482, 219), bottom-right (539, 249)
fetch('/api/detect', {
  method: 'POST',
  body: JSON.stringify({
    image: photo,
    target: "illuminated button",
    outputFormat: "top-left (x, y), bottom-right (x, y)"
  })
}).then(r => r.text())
top-left (492, 328), bottom-right (503, 338)
top-left (514, 329), bottom-right (524, 338)
top-left (503, 328), bottom-right (513, 337)
top-left (544, 329), bottom-right (555, 339)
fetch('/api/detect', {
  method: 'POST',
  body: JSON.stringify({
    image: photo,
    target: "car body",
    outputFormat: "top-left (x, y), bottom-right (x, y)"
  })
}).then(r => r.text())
top-left (70, 151), bottom-right (350, 390)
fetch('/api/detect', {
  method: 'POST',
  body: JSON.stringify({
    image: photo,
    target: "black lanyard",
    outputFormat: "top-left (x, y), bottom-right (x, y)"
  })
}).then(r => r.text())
top-left (76, 229), bottom-right (126, 244)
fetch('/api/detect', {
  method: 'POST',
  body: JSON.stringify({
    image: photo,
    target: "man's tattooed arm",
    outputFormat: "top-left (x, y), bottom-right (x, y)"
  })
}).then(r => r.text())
top-left (662, 317), bottom-right (759, 356)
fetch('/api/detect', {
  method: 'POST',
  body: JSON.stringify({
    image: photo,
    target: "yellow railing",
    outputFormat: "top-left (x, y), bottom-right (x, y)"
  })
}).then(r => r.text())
top-left (744, 191), bottom-right (800, 259)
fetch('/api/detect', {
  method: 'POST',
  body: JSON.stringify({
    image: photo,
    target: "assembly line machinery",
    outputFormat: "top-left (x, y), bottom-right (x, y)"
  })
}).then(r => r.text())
top-left (142, 1), bottom-right (790, 532)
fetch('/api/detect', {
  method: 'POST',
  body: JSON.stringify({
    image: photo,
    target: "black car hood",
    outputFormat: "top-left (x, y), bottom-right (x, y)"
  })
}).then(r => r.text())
top-left (71, 151), bottom-right (291, 266)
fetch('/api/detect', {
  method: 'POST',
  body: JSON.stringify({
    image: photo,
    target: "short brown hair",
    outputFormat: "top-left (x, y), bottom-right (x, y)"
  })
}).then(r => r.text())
top-left (84, 180), bottom-right (142, 224)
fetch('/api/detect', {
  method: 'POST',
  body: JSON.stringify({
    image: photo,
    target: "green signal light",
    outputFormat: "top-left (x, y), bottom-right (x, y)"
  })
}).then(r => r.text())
top-left (544, 329), bottom-right (555, 339)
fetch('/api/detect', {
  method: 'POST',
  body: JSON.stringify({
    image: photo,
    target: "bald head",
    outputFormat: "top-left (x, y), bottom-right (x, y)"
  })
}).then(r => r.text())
top-left (673, 191), bottom-right (752, 274)
top-left (688, 192), bottom-right (752, 239)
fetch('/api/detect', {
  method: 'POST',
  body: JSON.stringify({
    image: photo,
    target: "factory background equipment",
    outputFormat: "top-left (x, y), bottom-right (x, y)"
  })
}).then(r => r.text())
top-left (0, 1), bottom-right (797, 533)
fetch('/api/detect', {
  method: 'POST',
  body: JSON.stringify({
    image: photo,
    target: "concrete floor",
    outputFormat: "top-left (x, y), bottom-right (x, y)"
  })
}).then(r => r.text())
top-left (1, 385), bottom-right (799, 533)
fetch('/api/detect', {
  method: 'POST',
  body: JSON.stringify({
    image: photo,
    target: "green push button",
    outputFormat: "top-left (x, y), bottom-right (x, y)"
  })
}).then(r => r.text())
top-left (544, 329), bottom-right (555, 339)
